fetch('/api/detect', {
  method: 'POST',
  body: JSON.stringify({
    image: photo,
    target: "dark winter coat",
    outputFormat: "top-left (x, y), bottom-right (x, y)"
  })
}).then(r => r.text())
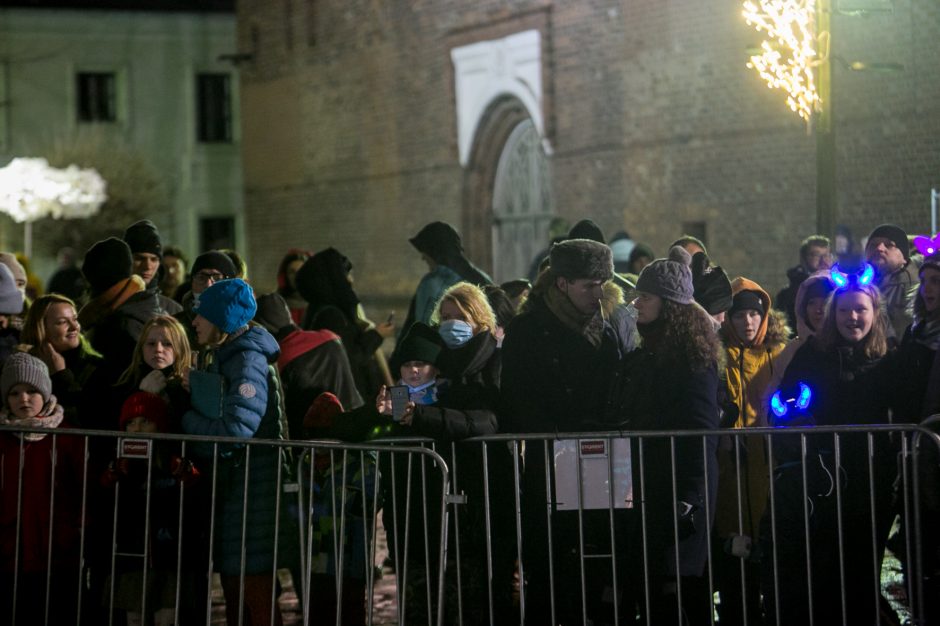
top-left (766, 337), bottom-right (894, 625)
top-left (275, 326), bottom-right (363, 437)
top-left (46, 344), bottom-right (113, 429)
top-left (613, 347), bottom-right (720, 578)
top-left (181, 326), bottom-right (287, 575)
top-left (500, 295), bottom-right (622, 435)
top-left (385, 331), bottom-right (512, 624)
top-left (305, 305), bottom-right (387, 401)
top-left (84, 286), bottom-right (167, 374)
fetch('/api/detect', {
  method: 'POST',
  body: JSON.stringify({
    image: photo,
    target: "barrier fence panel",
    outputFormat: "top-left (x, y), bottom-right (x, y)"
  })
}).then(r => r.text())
top-left (2, 422), bottom-right (939, 625)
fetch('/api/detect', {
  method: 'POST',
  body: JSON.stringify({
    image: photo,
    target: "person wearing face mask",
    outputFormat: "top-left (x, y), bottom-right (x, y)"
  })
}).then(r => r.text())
top-left (376, 283), bottom-right (512, 624)
top-left (713, 279), bottom-right (790, 626)
top-left (765, 265), bottom-right (896, 626)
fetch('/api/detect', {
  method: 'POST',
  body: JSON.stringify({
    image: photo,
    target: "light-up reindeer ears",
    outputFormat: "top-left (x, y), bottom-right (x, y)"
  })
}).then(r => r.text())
top-left (770, 382), bottom-right (813, 420)
top-left (913, 233), bottom-right (940, 257)
top-left (828, 262), bottom-right (875, 290)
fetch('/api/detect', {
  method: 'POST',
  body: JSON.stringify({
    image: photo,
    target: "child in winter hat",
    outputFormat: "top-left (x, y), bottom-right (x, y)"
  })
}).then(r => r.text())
top-left (0, 352), bottom-right (62, 439)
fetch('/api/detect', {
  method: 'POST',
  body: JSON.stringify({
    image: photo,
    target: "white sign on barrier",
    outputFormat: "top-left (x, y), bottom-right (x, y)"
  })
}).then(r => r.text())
top-left (554, 438), bottom-right (633, 510)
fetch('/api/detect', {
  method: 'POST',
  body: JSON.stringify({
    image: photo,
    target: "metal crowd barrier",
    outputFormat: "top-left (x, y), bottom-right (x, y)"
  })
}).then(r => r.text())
top-left (2, 422), bottom-right (939, 626)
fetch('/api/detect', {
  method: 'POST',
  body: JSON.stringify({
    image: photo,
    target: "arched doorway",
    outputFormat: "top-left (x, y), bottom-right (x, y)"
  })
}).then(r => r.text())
top-left (491, 119), bottom-right (553, 282)
top-left (461, 96), bottom-right (553, 283)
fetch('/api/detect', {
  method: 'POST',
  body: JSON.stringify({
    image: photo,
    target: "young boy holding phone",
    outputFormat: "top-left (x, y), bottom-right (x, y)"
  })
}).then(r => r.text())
top-left (376, 322), bottom-right (444, 424)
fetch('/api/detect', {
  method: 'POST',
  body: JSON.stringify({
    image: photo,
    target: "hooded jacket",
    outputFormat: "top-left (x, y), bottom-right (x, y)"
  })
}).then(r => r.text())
top-left (716, 278), bottom-right (789, 539)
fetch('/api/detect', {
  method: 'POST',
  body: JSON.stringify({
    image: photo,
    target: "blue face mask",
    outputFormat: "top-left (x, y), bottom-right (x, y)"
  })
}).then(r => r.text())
top-left (439, 319), bottom-right (474, 348)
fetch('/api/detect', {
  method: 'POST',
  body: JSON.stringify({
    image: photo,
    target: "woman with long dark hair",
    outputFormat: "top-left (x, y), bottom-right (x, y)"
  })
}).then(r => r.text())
top-left (613, 246), bottom-right (722, 625)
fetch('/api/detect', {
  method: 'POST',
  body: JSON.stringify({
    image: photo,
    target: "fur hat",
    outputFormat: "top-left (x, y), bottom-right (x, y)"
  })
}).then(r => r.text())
top-left (0, 253), bottom-right (26, 289)
top-left (191, 250), bottom-right (237, 279)
top-left (867, 224), bottom-right (910, 261)
top-left (119, 391), bottom-right (169, 432)
top-left (193, 278), bottom-right (257, 334)
top-left (1, 352), bottom-right (52, 406)
top-left (549, 239), bottom-right (614, 282)
top-left (123, 220), bottom-right (163, 259)
top-left (0, 263), bottom-right (24, 315)
top-left (82, 237), bottom-right (134, 296)
top-left (254, 293), bottom-right (294, 335)
top-left (635, 246), bottom-right (694, 304)
top-left (691, 252), bottom-right (732, 315)
top-left (396, 322), bottom-right (443, 367)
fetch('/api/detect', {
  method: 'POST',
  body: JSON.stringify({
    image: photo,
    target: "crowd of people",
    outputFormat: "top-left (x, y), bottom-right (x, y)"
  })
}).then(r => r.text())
top-left (0, 216), bottom-right (937, 625)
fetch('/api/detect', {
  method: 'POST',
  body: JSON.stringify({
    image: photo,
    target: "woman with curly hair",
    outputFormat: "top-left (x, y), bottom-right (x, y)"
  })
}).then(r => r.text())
top-left (762, 261), bottom-right (895, 626)
top-left (613, 245), bottom-right (721, 626)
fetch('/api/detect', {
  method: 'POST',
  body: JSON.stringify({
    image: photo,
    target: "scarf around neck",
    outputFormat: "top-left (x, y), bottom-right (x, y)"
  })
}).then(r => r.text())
top-left (0, 404), bottom-right (65, 441)
top-left (543, 284), bottom-right (605, 348)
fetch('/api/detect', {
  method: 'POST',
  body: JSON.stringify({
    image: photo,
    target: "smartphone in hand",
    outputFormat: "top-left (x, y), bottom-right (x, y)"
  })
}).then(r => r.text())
top-left (389, 385), bottom-right (409, 421)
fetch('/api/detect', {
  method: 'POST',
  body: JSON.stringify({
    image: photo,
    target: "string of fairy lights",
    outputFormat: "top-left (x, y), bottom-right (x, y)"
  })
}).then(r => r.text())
top-left (742, 0), bottom-right (827, 122)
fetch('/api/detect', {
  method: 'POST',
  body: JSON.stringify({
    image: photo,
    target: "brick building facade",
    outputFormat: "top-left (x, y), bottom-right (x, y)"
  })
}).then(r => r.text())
top-left (237, 0), bottom-right (940, 305)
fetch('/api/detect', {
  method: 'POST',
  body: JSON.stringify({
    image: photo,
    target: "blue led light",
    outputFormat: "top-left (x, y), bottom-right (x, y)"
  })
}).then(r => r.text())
top-left (858, 263), bottom-right (875, 286)
top-left (771, 391), bottom-right (787, 418)
top-left (796, 383), bottom-right (812, 410)
top-left (830, 267), bottom-right (848, 288)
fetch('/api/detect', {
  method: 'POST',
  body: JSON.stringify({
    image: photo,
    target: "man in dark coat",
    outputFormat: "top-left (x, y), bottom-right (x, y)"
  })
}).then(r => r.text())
top-left (775, 235), bottom-right (831, 335)
top-left (253, 293), bottom-right (363, 439)
top-left (501, 238), bottom-right (624, 624)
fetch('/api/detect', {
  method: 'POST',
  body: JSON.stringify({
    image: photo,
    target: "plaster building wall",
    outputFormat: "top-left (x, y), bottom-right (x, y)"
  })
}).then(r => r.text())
top-left (238, 0), bottom-right (940, 300)
top-left (0, 4), bottom-right (243, 267)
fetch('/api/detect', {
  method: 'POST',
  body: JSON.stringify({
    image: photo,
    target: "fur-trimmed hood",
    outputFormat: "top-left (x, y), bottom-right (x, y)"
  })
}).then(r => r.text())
top-left (721, 277), bottom-right (789, 350)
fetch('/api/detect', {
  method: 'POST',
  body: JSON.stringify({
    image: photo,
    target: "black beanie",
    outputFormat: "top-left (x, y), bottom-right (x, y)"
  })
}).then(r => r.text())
top-left (567, 219), bottom-right (606, 244)
top-left (191, 250), bottom-right (237, 278)
top-left (691, 252), bottom-right (733, 315)
top-left (123, 219), bottom-right (163, 258)
top-left (397, 322), bottom-right (443, 367)
top-left (867, 224), bottom-right (909, 260)
top-left (254, 293), bottom-right (294, 335)
top-left (729, 290), bottom-right (766, 318)
top-left (82, 237), bottom-right (133, 296)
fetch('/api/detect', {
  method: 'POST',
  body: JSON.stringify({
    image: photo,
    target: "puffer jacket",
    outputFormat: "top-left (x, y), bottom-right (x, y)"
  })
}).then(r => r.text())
top-left (716, 278), bottom-right (789, 539)
top-left (181, 325), bottom-right (286, 575)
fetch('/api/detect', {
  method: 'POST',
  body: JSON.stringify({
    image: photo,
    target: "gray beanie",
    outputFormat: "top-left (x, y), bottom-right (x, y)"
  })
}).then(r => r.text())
top-left (635, 246), bottom-right (695, 304)
top-left (549, 239), bottom-right (614, 281)
top-left (0, 263), bottom-right (24, 315)
top-left (1, 352), bottom-right (52, 406)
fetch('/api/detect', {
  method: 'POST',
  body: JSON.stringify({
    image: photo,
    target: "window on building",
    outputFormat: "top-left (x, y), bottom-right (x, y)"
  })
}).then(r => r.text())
top-left (200, 216), bottom-right (236, 252)
top-left (196, 74), bottom-right (232, 143)
top-left (76, 72), bottom-right (117, 122)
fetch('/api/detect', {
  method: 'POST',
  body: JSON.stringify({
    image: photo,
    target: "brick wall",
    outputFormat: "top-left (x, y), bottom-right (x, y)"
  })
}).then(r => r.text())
top-left (238, 0), bottom-right (940, 304)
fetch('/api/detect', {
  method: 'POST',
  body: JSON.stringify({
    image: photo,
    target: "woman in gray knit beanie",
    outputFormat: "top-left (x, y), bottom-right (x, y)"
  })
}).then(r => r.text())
top-left (612, 245), bottom-right (722, 624)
